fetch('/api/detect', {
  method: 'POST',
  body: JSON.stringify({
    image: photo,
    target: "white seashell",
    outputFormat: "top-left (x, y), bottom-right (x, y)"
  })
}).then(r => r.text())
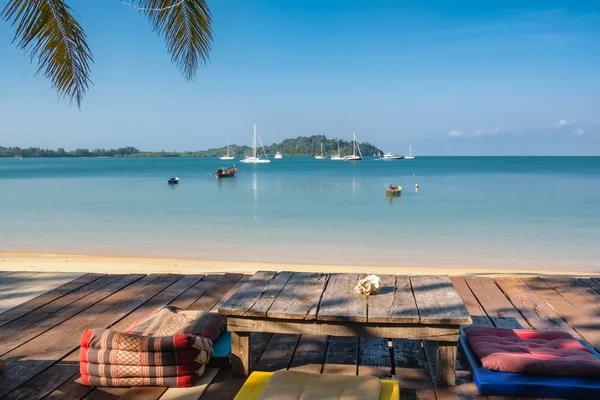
top-left (354, 275), bottom-right (381, 295)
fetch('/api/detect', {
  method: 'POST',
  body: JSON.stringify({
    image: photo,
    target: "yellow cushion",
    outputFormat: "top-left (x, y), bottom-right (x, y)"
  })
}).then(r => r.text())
top-left (234, 371), bottom-right (399, 400)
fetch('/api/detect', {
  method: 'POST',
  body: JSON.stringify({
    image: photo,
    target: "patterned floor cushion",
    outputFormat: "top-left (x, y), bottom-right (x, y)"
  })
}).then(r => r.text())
top-left (125, 305), bottom-right (226, 342)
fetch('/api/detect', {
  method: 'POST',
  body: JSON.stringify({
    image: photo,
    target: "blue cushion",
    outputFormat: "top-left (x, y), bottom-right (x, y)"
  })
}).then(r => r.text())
top-left (460, 333), bottom-right (600, 399)
top-left (213, 331), bottom-right (231, 359)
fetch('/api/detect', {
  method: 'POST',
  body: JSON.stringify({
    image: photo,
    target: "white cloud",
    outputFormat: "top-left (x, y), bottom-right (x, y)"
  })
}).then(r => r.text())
top-left (493, 127), bottom-right (501, 133)
top-left (448, 130), bottom-right (463, 138)
top-left (556, 118), bottom-right (568, 128)
top-left (474, 129), bottom-right (485, 137)
top-left (572, 128), bottom-right (585, 136)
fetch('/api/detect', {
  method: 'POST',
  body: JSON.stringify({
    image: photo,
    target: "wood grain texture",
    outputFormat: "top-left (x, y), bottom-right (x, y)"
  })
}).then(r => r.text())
top-left (544, 278), bottom-right (600, 311)
top-left (323, 336), bottom-right (359, 375)
top-left (189, 273), bottom-right (243, 311)
top-left (160, 368), bottom-right (219, 400)
top-left (267, 272), bottom-right (328, 320)
top-left (582, 278), bottom-right (600, 296)
top-left (0, 274), bottom-right (128, 356)
top-left (357, 337), bottom-right (392, 378)
top-left (231, 331), bottom-right (251, 377)
top-left (0, 272), bottom-right (39, 294)
top-left (0, 273), bottom-right (104, 328)
top-left (411, 275), bottom-right (472, 325)
top-left (392, 338), bottom-right (436, 399)
top-left (254, 334), bottom-right (300, 372)
top-left (228, 317), bottom-right (460, 341)
top-left (495, 277), bottom-right (581, 338)
top-left (0, 274), bottom-right (125, 343)
top-left (0, 274), bottom-right (96, 326)
top-left (368, 275), bottom-right (419, 323)
top-left (424, 340), bottom-right (488, 400)
top-left (168, 274), bottom-right (211, 309)
top-left (219, 271), bottom-right (278, 316)
top-left (245, 271), bottom-right (294, 318)
top-left (0, 273), bottom-right (84, 314)
top-left (436, 342), bottom-right (457, 386)
top-left (4, 351), bottom-right (82, 400)
top-left (524, 277), bottom-right (600, 350)
top-left (318, 273), bottom-right (367, 323)
top-left (450, 276), bottom-right (495, 328)
top-left (465, 277), bottom-right (529, 329)
top-left (288, 334), bottom-right (328, 374)
top-left (0, 273), bottom-right (158, 398)
top-left (211, 274), bottom-right (250, 312)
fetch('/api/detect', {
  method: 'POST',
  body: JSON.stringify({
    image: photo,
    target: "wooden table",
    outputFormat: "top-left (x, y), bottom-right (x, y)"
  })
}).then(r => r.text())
top-left (219, 272), bottom-right (472, 386)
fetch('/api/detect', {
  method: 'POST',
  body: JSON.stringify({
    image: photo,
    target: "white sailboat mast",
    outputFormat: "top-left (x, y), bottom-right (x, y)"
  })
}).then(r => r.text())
top-left (253, 124), bottom-right (258, 158)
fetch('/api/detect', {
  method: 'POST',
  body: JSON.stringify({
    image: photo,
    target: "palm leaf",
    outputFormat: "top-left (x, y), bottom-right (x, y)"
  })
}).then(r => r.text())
top-left (2, 0), bottom-right (93, 108)
top-left (135, 0), bottom-right (212, 80)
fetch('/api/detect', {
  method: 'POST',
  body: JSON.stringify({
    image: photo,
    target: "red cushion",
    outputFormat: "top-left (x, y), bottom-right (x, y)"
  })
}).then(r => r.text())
top-left (464, 327), bottom-right (600, 378)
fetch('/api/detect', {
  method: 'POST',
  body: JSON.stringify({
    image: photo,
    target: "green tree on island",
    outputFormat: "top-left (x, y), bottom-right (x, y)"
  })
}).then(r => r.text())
top-left (2, 0), bottom-right (212, 108)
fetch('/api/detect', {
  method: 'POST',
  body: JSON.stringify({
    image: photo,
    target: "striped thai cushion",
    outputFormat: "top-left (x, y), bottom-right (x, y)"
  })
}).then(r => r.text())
top-left (125, 305), bottom-right (226, 343)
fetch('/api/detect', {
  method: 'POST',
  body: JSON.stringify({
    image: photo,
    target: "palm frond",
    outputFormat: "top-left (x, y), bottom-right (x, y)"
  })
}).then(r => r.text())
top-left (135, 0), bottom-right (212, 80)
top-left (2, 0), bottom-right (93, 108)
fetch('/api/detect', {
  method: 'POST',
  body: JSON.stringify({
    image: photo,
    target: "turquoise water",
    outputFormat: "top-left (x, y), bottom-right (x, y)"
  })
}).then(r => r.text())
top-left (1, 157), bottom-right (599, 271)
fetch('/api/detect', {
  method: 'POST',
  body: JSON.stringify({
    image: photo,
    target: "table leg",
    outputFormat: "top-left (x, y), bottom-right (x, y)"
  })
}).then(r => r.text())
top-left (436, 341), bottom-right (457, 386)
top-left (231, 331), bottom-right (250, 377)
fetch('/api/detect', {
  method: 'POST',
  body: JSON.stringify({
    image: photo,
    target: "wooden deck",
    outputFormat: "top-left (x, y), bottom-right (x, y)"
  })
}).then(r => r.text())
top-left (0, 271), bottom-right (599, 399)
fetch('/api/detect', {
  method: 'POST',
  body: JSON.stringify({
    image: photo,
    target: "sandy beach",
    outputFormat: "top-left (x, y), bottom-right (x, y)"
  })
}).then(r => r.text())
top-left (1, 252), bottom-right (598, 277)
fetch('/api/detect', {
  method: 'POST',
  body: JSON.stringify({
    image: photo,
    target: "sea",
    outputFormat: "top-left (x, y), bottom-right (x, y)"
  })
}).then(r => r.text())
top-left (1, 156), bottom-right (599, 271)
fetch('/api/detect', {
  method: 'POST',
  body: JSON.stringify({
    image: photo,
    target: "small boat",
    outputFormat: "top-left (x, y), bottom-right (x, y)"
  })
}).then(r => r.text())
top-left (386, 185), bottom-right (402, 196)
top-left (330, 140), bottom-right (344, 160)
top-left (343, 132), bottom-right (362, 161)
top-left (240, 124), bottom-right (271, 164)
top-left (315, 143), bottom-right (326, 160)
top-left (405, 145), bottom-right (415, 160)
top-left (274, 151), bottom-right (283, 159)
top-left (220, 140), bottom-right (235, 160)
top-left (383, 152), bottom-right (404, 160)
top-left (215, 165), bottom-right (237, 178)
top-left (168, 177), bottom-right (180, 184)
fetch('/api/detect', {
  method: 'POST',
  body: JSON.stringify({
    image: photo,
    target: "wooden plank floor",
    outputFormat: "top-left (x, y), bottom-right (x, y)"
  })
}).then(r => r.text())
top-left (1, 272), bottom-right (599, 400)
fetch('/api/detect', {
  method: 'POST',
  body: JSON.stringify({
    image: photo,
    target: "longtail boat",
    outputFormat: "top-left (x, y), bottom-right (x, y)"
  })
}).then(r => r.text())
top-left (386, 185), bottom-right (402, 196)
top-left (215, 165), bottom-right (237, 178)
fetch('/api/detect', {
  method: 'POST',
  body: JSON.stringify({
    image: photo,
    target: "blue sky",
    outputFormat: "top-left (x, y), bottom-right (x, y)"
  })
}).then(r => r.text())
top-left (1, 0), bottom-right (599, 155)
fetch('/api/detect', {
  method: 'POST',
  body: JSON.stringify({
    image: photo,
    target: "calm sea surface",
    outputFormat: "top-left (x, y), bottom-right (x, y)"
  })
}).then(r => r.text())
top-left (1, 156), bottom-right (599, 271)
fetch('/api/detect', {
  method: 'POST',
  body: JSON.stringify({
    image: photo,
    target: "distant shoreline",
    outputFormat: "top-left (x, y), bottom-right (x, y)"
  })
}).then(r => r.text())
top-left (0, 136), bottom-right (383, 158)
top-left (1, 252), bottom-right (598, 277)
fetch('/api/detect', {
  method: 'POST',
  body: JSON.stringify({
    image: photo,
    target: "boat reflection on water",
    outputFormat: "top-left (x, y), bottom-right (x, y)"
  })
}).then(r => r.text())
top-left (252, 171), bottom-right (259, 220)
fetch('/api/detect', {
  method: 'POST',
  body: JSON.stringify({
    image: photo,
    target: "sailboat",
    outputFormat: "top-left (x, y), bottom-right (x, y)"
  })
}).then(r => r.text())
top-left (240, 124), bottom-right (270, 164)
top-left (405, 145), bottom-right (415, 160)
top-left (330, 141), bottom-right (344, 160)
top-left (314, 143), bottom-right (326, 160)
top-left (219, 140), bottom-right (235, 160)
top-left (343, 133), bottom-right (362, 161)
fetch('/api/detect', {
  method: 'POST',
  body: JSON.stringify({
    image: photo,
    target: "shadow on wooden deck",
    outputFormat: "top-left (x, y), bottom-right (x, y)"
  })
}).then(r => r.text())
top-left (0, 272), bottom-right (598, 400)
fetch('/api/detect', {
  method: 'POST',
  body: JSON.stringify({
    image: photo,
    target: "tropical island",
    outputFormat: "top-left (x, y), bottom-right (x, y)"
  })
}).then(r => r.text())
top-left (0, 135), bottom-right (383, 158)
